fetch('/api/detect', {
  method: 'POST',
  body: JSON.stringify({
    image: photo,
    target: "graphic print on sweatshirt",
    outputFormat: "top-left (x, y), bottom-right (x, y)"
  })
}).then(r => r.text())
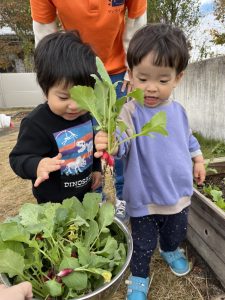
top-left (53, 121), bottom-right (93, 176)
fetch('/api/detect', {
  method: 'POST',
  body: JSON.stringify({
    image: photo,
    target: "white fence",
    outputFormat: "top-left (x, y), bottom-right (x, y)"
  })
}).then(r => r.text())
top-left (0, 73), bottom-right (43, 108)
top-left (173, 56), bottom-right (225, 141)
top-left (0, 56), bottom-right (225, 140)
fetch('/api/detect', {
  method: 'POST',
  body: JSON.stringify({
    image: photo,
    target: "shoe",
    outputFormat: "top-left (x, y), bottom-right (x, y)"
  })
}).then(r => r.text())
top-left (125, 275), bottom-right (149, 300)
top-left (160, 248), bottom-right (192, 276)
top-left (115, 198), bottom-right (129, 223)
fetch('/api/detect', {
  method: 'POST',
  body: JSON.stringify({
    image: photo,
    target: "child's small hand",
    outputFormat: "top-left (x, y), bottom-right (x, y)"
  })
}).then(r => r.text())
top-left (193, 162), bottom-right (206, 185)
top-left (91, 171), bottom-right (102, 190)
top-left (94, 131), bottom-right (109, 158)
top-left (34, 153), bottom-right (65, 187)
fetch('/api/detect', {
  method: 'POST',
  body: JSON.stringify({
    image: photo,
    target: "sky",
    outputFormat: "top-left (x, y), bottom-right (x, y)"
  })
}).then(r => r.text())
top-left (190, 0), bottom-right (225, 61)
top-left (201, 0), bottom-right (213, 4)
top-left (200, 0), bottom-right (215, 14)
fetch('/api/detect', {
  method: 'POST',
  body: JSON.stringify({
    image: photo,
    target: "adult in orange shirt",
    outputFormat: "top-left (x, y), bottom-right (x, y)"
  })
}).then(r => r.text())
top-left (30, 1), bottom-right (147, 79)
top-left (29, 0), bottom-right (147, 219)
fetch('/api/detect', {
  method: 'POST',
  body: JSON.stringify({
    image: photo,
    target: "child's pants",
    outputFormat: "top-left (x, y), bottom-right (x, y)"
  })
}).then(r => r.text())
top-left (130, 207), bottom-right (189, 278)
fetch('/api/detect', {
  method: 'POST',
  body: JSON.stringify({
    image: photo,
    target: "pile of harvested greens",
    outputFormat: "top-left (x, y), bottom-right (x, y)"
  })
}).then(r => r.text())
top-left (0, 194), bottom-right (127, 299)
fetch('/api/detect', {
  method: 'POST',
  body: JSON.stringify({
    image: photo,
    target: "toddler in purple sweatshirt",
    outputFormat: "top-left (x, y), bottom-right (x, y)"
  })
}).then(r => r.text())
top-left (95, 23), bottom-right (206, 300)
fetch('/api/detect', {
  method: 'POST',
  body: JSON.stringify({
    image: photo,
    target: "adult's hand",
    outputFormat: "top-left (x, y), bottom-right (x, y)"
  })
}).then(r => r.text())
top-left (121, 79), bottom-right (132, 94)
top-left (0, 282), bottom-right (33, 300)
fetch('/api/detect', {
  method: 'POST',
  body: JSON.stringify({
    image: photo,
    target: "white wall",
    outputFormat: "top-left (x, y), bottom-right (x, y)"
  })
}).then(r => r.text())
top-left (0, 73), bottom-right (43, 108)
top-left (173, 56), bottom-right (225, 141)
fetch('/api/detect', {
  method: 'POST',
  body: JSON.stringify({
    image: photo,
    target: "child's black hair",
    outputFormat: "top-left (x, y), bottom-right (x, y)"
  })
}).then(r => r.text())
top-left (127, 23), bottom-right (190, 74)
top-left (34, 31), bottom-right (97, 96)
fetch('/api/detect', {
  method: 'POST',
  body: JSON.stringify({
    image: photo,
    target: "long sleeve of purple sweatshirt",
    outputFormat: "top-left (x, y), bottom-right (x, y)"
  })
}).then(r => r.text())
top-left (116, 99), bottom-right (202, 217)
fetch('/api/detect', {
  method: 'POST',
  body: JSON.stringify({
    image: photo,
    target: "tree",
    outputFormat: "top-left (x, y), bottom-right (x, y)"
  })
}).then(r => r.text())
top-left (147, 0), bottom-right (201, 37)
top-left (214, 0), bottom-right (225, 23)
top-left (212, 0), bottom-right (225, 45)
top-left (0, 0), bottom-right (34, 71)
top-left (0, 38), bottom-right (22, 71)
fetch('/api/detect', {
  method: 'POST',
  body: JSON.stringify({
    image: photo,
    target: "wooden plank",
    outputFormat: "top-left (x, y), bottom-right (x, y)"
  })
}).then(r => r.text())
top-left (205, 157), bottom-right (225, 166)
top-left (188, 207), bottom-right (225, 263)
top-left (187, 226), bottom-right (225, 289)
top-left (188, 160), bottom-right (225, 289)
top-left (191, 190), bottom-right (225, 236)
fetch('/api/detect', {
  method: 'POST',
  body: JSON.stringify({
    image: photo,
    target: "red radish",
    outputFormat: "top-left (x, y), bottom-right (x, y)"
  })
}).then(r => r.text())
top-left (56, 276), bottom-right (62, 283)
top-left (35, 233), bottom-right (44, 240)
top-left (71, 250), bottom-right (78, 258)
top-left (107, 154), bottom-right (114, 167)
top-left (101, 151), bottom-right (117, 205)
top-left (102, 151), bottom-right (109, 161)
top-left (102, 151), bottom-right (114, 167)
top-left (57, 268), bottom-right (73, 277)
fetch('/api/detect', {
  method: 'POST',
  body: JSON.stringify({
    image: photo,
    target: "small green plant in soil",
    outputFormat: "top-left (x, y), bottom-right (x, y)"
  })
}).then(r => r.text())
top-left (203, 184), bottom-right (225, 210)
top-left (193, 133), bottom-right (225, 211)
top-left (197, 174), bottom-right (225, 212)
top-left (0, 195), bottom-right (128, 299)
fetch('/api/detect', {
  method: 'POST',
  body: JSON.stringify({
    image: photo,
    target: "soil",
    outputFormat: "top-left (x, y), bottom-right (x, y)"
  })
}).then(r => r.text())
top-left (0, 108), bottom-right (225, 300)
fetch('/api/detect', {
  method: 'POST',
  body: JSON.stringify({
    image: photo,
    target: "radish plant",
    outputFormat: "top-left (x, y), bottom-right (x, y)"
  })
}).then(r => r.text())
top-left (0, 196), bottom-right (126, 299)
top-left (203, 184), bottom-right (225, 211)
top-left (70, 57), bottom-right (168, 205)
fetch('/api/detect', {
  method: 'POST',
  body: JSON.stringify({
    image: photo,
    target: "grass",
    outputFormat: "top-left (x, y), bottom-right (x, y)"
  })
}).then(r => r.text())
top-left (193, 132), bottom-right (225, 159)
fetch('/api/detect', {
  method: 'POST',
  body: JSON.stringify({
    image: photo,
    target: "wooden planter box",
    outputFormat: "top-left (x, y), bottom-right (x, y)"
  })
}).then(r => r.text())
top-left (187, 158), bottom-right (225, 289)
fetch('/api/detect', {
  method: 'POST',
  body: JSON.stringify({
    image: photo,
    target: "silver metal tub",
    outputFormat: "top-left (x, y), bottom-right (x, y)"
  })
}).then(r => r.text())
top-left (0, 217), bottom-right (133, 300)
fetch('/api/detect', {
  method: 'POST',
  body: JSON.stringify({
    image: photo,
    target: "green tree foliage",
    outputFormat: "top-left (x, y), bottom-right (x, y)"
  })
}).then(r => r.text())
top-left (214, 0), bottom-right (225, 23)
top-left (212, 0), bottom-right (225, 45)
top-left (0, 0), bottom-right (34, 71)
top-left (147, 0), bottom-right (201, 37)
top-left (0, 39), bottom-right (22, 71)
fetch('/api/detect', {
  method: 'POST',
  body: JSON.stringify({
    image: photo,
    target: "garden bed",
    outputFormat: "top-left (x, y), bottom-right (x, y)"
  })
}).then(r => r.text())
top-left (197, 172), bottom-right (225, 210)
top-left (201, 173), bottom-right (225, 194)
top-left (187, 159), bottom-right (225, 290)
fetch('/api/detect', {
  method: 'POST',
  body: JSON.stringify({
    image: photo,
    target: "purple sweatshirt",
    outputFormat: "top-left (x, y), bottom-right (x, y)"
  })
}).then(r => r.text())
top-left (117, 99), bottom-right (202, 217)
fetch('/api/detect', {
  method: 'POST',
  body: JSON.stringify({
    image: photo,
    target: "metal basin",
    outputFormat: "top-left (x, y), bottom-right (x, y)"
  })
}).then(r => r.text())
top-left (0, 217), bottom-right (133, 300)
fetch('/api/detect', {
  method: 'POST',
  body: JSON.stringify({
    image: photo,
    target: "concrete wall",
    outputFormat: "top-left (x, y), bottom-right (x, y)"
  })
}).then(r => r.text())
top-left (173, 56), bottom-right (225, 141)
top-left (0, 73), bottom-right (43, 108)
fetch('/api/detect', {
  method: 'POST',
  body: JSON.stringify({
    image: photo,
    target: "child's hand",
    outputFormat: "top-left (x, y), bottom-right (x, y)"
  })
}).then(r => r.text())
top-left (34, 153), bottom-right (65, 187)
top-left (94, 131), bottom-right (109, 158)
top-left (91, 171), bottom-right (102, 190)
top-left (193, 162), bottom-right (206, 185)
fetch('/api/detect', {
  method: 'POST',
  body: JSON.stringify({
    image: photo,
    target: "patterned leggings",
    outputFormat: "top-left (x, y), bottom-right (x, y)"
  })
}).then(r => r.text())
top-left (130, 207), bottom-right (189, 278)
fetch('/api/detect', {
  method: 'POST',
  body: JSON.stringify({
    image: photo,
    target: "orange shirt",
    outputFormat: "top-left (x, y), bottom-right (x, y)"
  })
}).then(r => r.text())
top-left (30, 0), bottom-right (146, 74)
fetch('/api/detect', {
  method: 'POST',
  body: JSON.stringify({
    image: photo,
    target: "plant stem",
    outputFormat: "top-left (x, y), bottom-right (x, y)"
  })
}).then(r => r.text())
top-left (38, 248), bottom-right (55, 265)
top-left (21, 273), bottom-right (45, 298)
top-left (30, 266), bottom-right (43, 285)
